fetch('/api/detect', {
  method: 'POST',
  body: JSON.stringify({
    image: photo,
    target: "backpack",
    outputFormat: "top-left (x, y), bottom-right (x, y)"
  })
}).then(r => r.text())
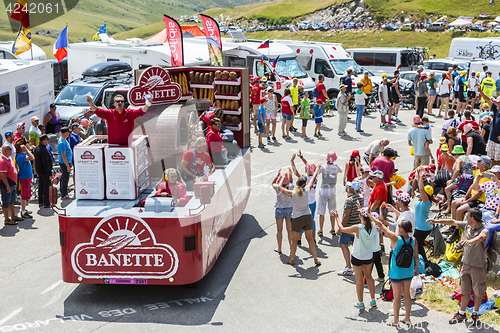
top-left (312, 86), bottom-right (319, 98)
top-left (425, 261), bottom-right (442, 277)
top-left (380, 279), bottom-right (394, 301)
top-left (340, 75), bottom-right (347, 86)
top-left (395, 236), bottom-right (414, 268)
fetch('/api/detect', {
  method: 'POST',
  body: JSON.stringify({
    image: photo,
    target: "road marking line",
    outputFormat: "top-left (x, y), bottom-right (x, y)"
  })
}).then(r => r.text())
top-left (40, 280), bottom-right (63, 295)
top-left (0, 308), bottom-right (23, 326)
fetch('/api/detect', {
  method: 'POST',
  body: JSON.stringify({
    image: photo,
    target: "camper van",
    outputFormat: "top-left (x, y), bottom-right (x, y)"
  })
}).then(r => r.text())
top-left (0, 41), bottom-right (47, 61)
top-left (274, 40), bottom-right (364, 99)
top-left (468, 59), bottom-right (500, 81)
top-left (66, 37), bottom-right (211, 81)
top-left (184, 32), bottom-right (316, 99)
top-left (0, 60), bottom-right (54, 144)
top-left (347, 47), bottom-right (413, 76)
top-left (449, 37), bottom-right (500, 61)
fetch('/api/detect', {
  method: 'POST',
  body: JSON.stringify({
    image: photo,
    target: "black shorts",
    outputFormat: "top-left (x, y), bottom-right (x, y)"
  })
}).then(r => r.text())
top-left (392, 95), bottom-right (400, 104)
top-left (467, 91), bottom-right (476, 99)
top-left (459, 93), bottom-right (467, 103)
top-left (468, 200), bottom-right (481, 208)
top-left (351, 255), bottom-right (373, 266)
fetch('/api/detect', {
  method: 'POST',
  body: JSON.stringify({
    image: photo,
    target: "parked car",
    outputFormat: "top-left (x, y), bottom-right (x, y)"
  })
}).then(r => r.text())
top-left (400, 23), bottom-right (414, 31)
top-left (384, 24), bottom-right (400, 31)
top-left (267, 25), bottom-right (277, 31)
top-left (470, 25), bottom-right (487, 32)
top-left (424, 58), bottom-right (468, 72)
top-left (427, 22), bottom-right (447, 32)
top-left (495, 25), bottom-right (500, 33)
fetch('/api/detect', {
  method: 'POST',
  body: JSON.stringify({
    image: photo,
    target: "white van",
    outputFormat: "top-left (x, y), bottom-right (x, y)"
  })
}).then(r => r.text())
top-left (347, 47), bottom-right (413, 76)
top-left (0, 60), bottom-right (54, 144)
top-left (184, 32), bottom-right (316, 99)
top-left (468, 59), bottom-right (500, 81)
top-left (449, 37), bottom-right (500, 60)
top-left (274, 40), bottom-right (364, 98)
top-left (0, 41), bottom-right (47, 61)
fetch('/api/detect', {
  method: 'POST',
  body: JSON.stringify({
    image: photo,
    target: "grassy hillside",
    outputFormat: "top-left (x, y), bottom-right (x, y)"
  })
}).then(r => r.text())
top-left (204, 0), bottom-right (500, 24)
top-left (0, 0), bottom-right (274, 58)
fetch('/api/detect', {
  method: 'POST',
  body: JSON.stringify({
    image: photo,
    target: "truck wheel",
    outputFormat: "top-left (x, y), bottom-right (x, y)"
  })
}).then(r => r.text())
top-left (274, 93), bottom-right (282, 113)
top-left (328, 91), bottom-right (339, 100)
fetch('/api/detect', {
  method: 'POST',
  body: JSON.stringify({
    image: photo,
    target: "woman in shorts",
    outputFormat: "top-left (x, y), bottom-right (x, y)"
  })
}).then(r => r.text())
top-left (14, 137), bottom-right (34, 219)
top-left (278, 164), bottom-right (321, 266)
top-left (265, 87), bottom-right (278, 141)
top-left (427, 72), bottom-right (438, 116)
top-left (372, 218), bottom-right (418, 326)
top-left (272, 169), bottom-right (294, 254)
top-left (438, 73), bottom-right (451, 118)
top-left (334, 208), bottom-right (380, 310)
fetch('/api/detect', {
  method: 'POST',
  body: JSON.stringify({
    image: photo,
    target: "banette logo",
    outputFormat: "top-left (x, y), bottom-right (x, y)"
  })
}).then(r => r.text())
top-left (71, 215), bottom-right (179, 279)
top-left (80, 151), bottom-right (95, 160)
top-left (80, 189), bottom-right (88, 194)
top-left (111, 151), bottom-right (126, 160)
top-left (128, 67), bottom-right (181, 106)
top-left (110, 189), bottom-right (118, 195)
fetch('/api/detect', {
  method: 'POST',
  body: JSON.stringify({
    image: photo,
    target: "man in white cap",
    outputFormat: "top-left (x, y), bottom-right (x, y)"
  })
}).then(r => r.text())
top-left (14, 123), bottom-right (25, 141)
top-left (364, 138), bottom-right (389, 165)
top-left (29, 116), bottom-right (41, 147)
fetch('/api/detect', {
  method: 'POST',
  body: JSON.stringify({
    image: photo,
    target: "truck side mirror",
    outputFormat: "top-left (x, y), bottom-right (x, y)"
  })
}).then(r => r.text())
top-left (325, 69), bottom-right (334, 78)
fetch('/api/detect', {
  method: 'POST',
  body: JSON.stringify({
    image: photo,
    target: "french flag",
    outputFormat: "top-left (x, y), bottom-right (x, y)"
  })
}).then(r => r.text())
top-left (53, 25), bottom-right (68, 63)
top-left (258, 38), bottom-right (270, 49)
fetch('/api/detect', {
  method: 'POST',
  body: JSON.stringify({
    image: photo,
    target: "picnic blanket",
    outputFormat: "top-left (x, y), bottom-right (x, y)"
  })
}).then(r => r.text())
top-left (466, 300), bottom-right (498, 315)
top-left (419, 260), bottom-right (460, 283)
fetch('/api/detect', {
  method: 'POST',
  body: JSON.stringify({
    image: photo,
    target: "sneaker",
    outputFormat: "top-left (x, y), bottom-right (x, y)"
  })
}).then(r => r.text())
top-left (470, 313), bottom-right (480, 325)
top-left (267, 137), bottom-right (271, 142)
top-left (272, 136), bottom-right (277, 141)
top-left (25, 210), bottom-right (32, 215)
top-left (357, 129), bottom-right (364, 132)
top-left (449, 312), bottom-right (467, 324)
top-left (314, 133), bottom-right (319, 137)
top-left (21, 212), bottom-right (32, 219)
top-left (380, 123), bottom-right (387, 129)
top-left (354, 302), bottom-right (365, 309)
top-left (431, 157), bottom-right (436, 164)
top-left (297, 240), bottom-right (302, 246)
top-left (258, 143), bottom-right (265, 148)
top-left (318, 132), bottom-right (323, 137)
top-left (370, 300), bottom-right (377, 308)
top-left (380, 244), bottom-right (385, 252)
top-left (338, 267), bottom-right (354, 276)
top-left (376, 277), bottom-right (385, 282)
top-left (394, 117), bottom-right (402, 122)
top-left (340, 132), bottom-right (347, 136)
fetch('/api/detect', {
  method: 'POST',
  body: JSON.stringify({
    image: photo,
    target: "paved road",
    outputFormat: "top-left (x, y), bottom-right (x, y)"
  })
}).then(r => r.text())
top-left (1, 108), bottom-right (498, 332)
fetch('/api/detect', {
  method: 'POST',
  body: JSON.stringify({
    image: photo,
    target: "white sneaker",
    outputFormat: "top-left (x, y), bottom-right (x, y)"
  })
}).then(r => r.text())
top-left (338, 267), bottom-right (354, 276)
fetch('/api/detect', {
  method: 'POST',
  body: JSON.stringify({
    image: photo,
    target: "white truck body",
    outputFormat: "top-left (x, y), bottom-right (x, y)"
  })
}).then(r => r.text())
top-left (347, 47), bottom-right (413, 76)
top-left (274, 40), bottom-right (364, 98)
top-left (67, 38), bottom-right (211, 81)
top-left (0, 41), bottom-right (47, 61)
top-left (184, 36), bottom-right (316, 98)
top-left (468, 59), bottom-right (500, 81)
top-left (0, 60), bottom-right (54, 143)
top-left (449, 37), bottom-right (500, 60)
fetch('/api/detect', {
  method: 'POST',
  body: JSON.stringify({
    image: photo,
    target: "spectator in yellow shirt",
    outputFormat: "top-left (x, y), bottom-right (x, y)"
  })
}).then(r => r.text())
top-left (360, 71), bottom-right (373, 114)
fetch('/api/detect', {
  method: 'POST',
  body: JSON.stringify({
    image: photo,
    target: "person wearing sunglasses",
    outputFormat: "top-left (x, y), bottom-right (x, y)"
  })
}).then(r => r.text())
top-left (155, 168), bottom-right (189, 207)
top-left (206, 117), bottom-right (228, 165)
top-left (86, 93), bottom-right (152, 146)
top-left (14, 123), bottom-right (26, 142)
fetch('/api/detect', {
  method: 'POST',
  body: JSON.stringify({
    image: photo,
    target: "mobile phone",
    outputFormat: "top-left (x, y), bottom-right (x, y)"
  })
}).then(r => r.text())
top-left (483, 173), bottom-right (492, 179)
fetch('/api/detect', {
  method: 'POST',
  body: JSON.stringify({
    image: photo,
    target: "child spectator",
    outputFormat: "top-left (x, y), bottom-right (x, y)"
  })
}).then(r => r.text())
top-left (314, 100), bottom-right (323, 137)
top-left (257, 98), bottom-right (267, 148)
top-left (300, 91), bottom-right (312, 138)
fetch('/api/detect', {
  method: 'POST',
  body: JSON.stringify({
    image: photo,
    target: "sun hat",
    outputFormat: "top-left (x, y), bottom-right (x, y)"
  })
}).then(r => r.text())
top-left (262, 77), bottom-right (268, 82)
top-left (381, 73), bottom-right (387, 78)
top-left (479, 155), bottom-right (491, 165)
top-left (359, 207), bottom-right (368, 217)
top-left (346, 180), bottom-right (361, 191)
top-left (452, 145), bottom-right (465, 155)
top-left (369, 170), bottom-right (384, 179)
top-left (396, 190), bottom-right (411, 203)
top-left (306, 162), bottom-right (317, 176)
top-left (81, 119), bottom-right (90, 127)
top-left (278, 173), bottom-right (290, 185)
top-left (440, 144), bottom-right (449, 152)
top-left (326, 151), bottom-right (338, 163)
top-left (424, 185), bottom-right (434, 196)
top-left (339, 84), bottom-right (348, 89)
top-left (413, 115), bottom-right (422, 125)
top-left (483, 102), bottom-right (490, 108)
top-left (491, 165), bottom-right (500, 173)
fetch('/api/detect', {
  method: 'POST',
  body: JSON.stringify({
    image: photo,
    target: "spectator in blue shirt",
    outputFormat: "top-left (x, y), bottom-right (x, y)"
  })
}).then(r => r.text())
top-left (69, 123), bottom-right (82, 163)
top-left (58, 127), bottom-right (73, 200)
top-left (495, 73), bottom-right (500, 98)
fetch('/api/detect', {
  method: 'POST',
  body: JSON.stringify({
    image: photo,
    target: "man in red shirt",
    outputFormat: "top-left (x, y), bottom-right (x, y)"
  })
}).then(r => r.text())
top-left (368, 170), bottom-right (387, 213)
top-left (251, 77), bottom-right (264, 133)
top-left (86, 94), bottom-right (151, 145)
top-left (206, 118), bottom-right (227, 165)
top-left (0, 144), bottom-right (21, 224)
top-left (200, 108), bottom-right (223, 133)
top-left (457, 109), bottom-right (479, 151)
top-left (316, 74), bottom-right (330, 113)
top-left (14, 123), bottom-right (25, 142)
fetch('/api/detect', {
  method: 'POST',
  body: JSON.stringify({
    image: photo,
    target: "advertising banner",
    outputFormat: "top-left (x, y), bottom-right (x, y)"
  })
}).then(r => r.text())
top-left (164, 14), bottom-right (184, 67)
top-left (200, 14), bottom-right (223, 66)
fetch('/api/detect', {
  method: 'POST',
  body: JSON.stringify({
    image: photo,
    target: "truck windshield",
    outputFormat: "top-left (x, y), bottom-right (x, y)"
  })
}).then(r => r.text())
top-left (56, 85), bottom-right (101, 106)
top-left (329, 59), bottom-right (363, 75)
top-left (275, 59), bottom-right (307, 79)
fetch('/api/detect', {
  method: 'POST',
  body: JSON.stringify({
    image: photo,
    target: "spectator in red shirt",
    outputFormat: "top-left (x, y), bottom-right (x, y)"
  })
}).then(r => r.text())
top-left (251, 77), bottom-right (264, 133)
top-left (200, 108), bottom-right (223, 133)
top-left (155, 168), bottom-right (190, 207)
top-left (0, 144), bottom-right (21, 225)
top-left (316, 74), bottom-right (330, 113)
top-left (86, 94), bottom-right (151, 146)
top-left (14, 123), bottom-right (25, 142)
top-left (368, 170), bottom-right (387, 214)
top-left (206, 118), bottom-right (227, 165)
top-left (181, 137), bottom-right (215, 190)
top-left (457, 109), bottom-right (479, 151)
top-left (281, 89), bottom-right (295, 140)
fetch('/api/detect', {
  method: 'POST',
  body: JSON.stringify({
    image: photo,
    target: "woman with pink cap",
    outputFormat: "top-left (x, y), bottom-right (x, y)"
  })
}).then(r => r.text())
top-left (291, 150), bottom-right (319, 244)
top-left (277, 164), bottom-right (322, 266)
top-left (272, 169), bottom-right (294, 254)
top-left (317, 151), bottom-right (343, 237)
